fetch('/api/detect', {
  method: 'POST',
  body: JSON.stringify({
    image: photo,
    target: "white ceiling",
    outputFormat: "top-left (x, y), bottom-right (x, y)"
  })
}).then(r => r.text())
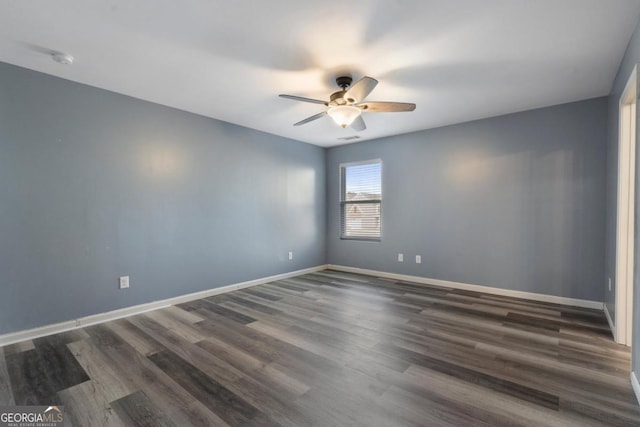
top-left (1, 1), bottom-right (640, 147)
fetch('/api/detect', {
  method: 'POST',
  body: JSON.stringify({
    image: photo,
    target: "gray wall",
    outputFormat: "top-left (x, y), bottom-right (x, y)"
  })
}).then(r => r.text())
top-left (0, 62), bottom-right (326, 335)
top-left (327, 98), bottom-right (607, 302)
top-left (0, 56), bottom-right (618, 347)
top-left (605, 16), bottom-right (640, 377)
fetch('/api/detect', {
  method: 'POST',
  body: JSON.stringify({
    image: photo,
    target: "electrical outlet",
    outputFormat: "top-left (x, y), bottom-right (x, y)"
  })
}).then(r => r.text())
top-left (119, 276), bottom-right (130, 289)
top-left (415, 255), bottom-right (422, 264)
top-left (288, 251), bottom-right (293, 260)
top-left (608, 277), bottom-right (612, 292)
top-left (398, 253), bottom-right (404, 262)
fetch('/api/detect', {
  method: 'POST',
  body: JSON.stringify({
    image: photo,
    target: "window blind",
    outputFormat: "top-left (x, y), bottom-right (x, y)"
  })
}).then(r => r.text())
top-left (340, 160), bottom-right (382, 240)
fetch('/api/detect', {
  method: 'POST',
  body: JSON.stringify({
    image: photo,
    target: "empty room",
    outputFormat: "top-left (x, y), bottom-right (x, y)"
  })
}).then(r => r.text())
top-left (2, 1), bottom-right (640, 426)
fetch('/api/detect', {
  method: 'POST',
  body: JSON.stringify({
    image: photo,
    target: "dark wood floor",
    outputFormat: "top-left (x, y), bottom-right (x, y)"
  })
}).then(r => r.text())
top-left (1, 270), bottom-right (639, 426)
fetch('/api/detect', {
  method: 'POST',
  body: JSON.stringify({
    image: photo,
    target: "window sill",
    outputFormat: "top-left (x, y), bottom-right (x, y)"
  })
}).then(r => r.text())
top-left (340, 237), bottom-right (381, 242)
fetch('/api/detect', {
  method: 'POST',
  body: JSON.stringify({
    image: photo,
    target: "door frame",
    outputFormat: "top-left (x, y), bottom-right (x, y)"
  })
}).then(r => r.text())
top-left (615, 64), bottom-right (637, 346)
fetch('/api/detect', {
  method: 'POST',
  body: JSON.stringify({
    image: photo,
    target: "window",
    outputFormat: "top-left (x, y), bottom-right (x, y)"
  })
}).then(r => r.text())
top-left (340, 160), bottom-right (382, 240)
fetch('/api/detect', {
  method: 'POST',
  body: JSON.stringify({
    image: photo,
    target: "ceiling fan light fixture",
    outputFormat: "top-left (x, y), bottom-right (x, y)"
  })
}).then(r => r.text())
top-left (327, 105), bottom-right (361, 128)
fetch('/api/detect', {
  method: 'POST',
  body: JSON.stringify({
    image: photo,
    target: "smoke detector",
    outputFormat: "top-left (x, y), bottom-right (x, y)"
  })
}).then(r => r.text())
top-left (51, 52), bottom-right (74, 65)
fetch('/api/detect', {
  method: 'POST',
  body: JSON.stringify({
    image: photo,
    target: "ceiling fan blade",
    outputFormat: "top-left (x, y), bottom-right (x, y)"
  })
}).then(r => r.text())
top-left (279, 94), bottom-right (328, 105)
top-left (293, 111), bottom-right (327, 126)
top-left (357, 101), bottom-right (416, 112)
top-left (350, 115), bottom-right (366, 131)
top-left (344, 76), bottom-right (378, 103)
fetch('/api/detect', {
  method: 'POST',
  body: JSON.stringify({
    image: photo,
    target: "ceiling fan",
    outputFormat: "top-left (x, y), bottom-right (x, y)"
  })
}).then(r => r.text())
top-left (279, 76), bottom-right (416, 131)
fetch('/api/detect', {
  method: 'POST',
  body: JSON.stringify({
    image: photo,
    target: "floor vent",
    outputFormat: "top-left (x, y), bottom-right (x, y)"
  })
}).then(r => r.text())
top-left (337, 135), bottom-right (360, 141)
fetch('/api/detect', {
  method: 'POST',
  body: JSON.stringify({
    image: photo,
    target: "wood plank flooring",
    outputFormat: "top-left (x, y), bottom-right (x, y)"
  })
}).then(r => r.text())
top-left (1, 269), bottom-right (639, 426)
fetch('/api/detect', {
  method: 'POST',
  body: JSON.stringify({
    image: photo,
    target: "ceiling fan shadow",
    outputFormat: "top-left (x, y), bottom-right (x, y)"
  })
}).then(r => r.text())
top-left (360, 2), bottom-right (482, 47)
top-left (379, 61), bottom-right (534, 91)
top-left (204, 35), bottom-right (317, 72)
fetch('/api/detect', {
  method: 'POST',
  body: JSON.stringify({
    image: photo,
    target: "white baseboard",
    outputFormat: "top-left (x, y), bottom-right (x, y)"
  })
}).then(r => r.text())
top-left (0, 263), bottom-right (605, 347)
top-left (632, 372), bottom-right (640, 406)
top-left (0, 265), bottom-right (328, 347)
top-left (604, 303), bottom-right (616, 339)
top-left (328, 265), bottom-right (604, 310)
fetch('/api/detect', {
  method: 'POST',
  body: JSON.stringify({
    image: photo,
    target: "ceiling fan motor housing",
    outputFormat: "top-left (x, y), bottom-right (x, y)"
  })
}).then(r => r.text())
top-left (330, 90), bottom-right (349, 106)
top-left (336, 76), bottom-right (353, 89)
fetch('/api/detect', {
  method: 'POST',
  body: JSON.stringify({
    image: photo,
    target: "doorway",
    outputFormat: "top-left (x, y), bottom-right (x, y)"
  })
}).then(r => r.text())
top-left (615, 65), bottom-right (637, 346)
